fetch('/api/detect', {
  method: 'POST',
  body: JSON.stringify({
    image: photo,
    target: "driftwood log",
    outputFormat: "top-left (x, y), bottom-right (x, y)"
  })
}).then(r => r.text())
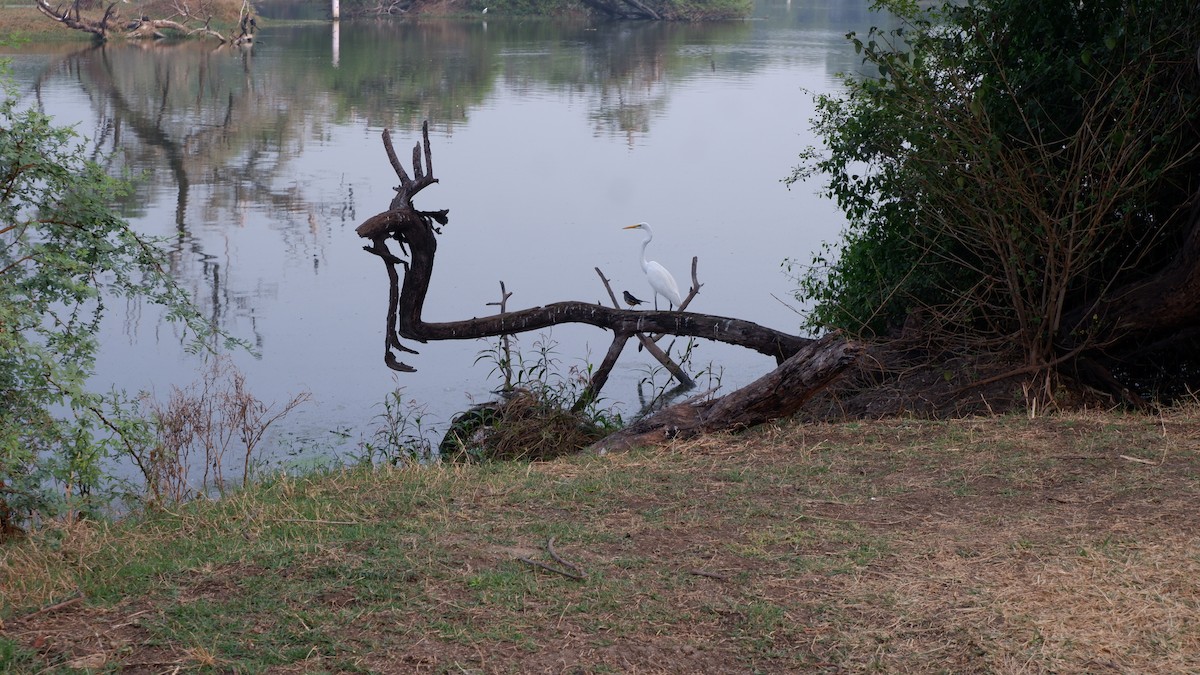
top-left (355, 123), bottom-right (860, 445)
top-left (590, 332), bottom-right (863, 452)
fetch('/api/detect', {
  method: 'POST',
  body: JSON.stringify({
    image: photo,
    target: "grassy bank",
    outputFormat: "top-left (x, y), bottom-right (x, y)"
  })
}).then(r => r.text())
top-left (0, 6), bottom-right (85, 42)
top-left (3, 411), bottom-right (1200, 672)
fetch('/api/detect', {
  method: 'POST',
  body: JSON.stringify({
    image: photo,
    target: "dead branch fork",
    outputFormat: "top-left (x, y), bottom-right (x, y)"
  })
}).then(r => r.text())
top-left (357, 122), bottom-right (448, 373)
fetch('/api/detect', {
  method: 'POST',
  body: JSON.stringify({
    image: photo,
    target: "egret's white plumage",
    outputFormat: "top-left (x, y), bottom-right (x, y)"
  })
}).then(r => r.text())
top-left (623, 222), bottom-right (682, 310)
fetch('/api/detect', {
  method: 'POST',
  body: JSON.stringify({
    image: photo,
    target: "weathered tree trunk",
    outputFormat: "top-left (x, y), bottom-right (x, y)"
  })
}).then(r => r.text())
top-left (356, 124), bottom-right (860, 439)
top-left (589, 332), bottom-right (863, 453)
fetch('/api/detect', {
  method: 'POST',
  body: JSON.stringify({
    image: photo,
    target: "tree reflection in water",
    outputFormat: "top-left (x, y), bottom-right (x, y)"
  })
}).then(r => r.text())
top-left (7, 1), bottom-right (879, 460)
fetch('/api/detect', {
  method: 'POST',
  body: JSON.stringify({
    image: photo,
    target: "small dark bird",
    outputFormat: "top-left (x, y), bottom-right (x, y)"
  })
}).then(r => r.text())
top-left (623, 290), bottom-right (645, 307)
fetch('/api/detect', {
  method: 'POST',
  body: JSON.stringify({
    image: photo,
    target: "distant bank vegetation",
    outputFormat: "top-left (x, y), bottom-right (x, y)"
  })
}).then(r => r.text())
top-left (2, 0), bottom-right (753, 43)
top-left (0, 0), bottom-right (751, 46)
top-left (342, 0), bottom-right (752, 20)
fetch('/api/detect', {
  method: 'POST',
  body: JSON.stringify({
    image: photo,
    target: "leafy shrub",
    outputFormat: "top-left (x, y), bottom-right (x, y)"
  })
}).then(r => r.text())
top-left (0, 63), bottom-right (228, 534)
top-left (792, 0), bottom-right (1200, 368)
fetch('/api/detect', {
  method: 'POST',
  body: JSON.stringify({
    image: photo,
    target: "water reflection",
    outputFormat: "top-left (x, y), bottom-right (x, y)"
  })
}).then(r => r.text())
top-left (21, 40), bottom-right (358, 348)
top-left (4, 0), bottom-right (881, 458)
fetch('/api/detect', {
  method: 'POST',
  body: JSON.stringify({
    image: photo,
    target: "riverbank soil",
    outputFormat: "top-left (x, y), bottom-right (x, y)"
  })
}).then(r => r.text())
top-left (3, 411), bottom-right (1198, 672)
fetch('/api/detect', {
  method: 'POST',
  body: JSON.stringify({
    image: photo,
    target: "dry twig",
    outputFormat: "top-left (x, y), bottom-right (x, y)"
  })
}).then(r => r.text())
top-left (517, 536), bottom-right (586, 581)
top-left (688, 569), bottom-right (729, 581)
top-left (15, 591), bottom-right (83, 621)
top-left (547, 536), bottom-right (585, 577)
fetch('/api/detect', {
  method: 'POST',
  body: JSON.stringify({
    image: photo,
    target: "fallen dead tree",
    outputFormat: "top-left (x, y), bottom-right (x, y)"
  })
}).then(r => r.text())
top-left (355, 123), bottom-right (861, 448)
top-left (589, 332), bottom-right (862, 452)
top-left (35, 0), bottom-right (257, 44)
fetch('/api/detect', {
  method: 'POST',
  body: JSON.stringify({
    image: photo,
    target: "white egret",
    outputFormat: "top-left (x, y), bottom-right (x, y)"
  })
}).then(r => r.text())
top-left (622, 222), bottom-right (683, 311)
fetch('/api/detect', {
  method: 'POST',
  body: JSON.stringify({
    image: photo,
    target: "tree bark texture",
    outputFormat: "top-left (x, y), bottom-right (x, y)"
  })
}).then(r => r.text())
top-left (588, 332), bottom-right (862, 453)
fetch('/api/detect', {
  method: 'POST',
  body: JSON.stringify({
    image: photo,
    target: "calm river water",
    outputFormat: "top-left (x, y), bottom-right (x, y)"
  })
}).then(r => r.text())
top-left (4, 0), bottom-right (880, 465)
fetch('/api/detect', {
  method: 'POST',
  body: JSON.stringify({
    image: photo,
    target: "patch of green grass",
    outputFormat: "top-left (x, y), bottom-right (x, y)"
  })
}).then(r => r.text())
top-left (728, 599), bottom-right (788, 645)
top-left (0, 637), bottom-right (39, 670)
top-left (609, 554), bottom-right (651, 570)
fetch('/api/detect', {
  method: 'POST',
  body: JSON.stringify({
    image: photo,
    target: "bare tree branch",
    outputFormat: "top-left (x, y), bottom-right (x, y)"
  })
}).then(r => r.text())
top-left (354, 124), bottom-right (858, 442)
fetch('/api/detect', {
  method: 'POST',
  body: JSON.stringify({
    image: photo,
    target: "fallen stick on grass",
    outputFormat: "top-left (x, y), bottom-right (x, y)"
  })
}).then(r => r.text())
top-left (547, 536), bottom-right (585, 578)
top-left (16, 591), bottom-right (83, 621)
top-left (517, 536), bottom-right (586, 581)
top-left (1119, 454), bottom-right (1159, 466)
top-left (688, 569), bottom-right (729, 581)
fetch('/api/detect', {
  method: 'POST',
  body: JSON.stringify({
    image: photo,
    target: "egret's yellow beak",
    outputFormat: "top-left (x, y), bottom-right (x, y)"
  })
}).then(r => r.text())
top-left (622, 224), bottom-right (638, 230)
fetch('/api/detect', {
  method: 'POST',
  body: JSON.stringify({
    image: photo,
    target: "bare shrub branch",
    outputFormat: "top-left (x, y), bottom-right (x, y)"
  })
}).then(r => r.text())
top-left (134, 357), bottom-right (310, 503)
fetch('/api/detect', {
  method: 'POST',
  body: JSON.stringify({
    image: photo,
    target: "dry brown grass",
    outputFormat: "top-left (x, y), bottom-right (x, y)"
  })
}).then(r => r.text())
top-left (3, 409), bottom-right (1200, 672)
top-left (443, 389), bottom-right (608, 462)
top-left (0, 6), bottom-right (78, 41)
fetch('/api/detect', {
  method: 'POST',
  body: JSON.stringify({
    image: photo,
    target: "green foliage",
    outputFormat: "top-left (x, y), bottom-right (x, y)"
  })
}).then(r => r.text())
top-left (338, 0), bottom-right (751, 19)
top-left (792, 0), bottom-right (1200, 362)
top-left (0, 68), bottom-right (222, 531)
top-left (356, 389), bottom-right (435, 466)
top-left (461, 0), bottom-right (577, 16)
top-left (337, 0), bottom-right (579, 17)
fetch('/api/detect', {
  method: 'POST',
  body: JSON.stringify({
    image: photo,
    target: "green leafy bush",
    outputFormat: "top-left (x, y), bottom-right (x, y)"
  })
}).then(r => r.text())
top-left (793, 0), bottom-right (1200, 367)
top-left (0, 66), bottom-right (222, 533)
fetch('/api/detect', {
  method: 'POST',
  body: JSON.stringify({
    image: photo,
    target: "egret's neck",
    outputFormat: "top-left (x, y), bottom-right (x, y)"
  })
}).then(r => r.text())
top-left (639, 233), bottom-right (652, 271)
